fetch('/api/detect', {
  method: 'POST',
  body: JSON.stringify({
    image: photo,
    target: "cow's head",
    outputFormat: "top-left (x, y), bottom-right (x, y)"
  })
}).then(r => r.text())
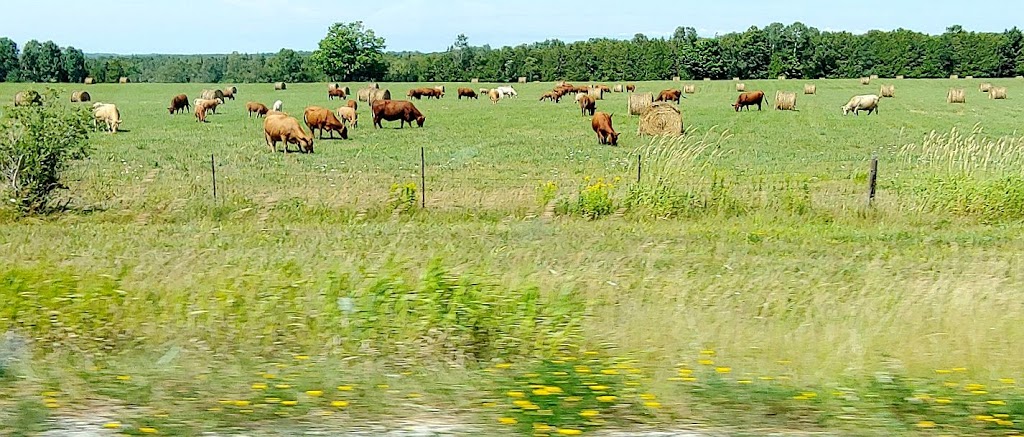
top-left (299, 137), bottom-right (314, 153)
top-left (841, 105), bottom-right (851, 116)
top-left (733, 103), bottom-right (741, 112)
top-left (416, 115), bottom-right (426, 127)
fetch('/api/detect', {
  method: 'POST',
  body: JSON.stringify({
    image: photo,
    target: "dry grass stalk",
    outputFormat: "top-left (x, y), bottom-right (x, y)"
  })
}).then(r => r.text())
top-left (947, 88), bottom-right (966, 104)
top-left (628, 93), bottom-right (654, 116)
top-left (899, 124), bottom-right (1024, 176)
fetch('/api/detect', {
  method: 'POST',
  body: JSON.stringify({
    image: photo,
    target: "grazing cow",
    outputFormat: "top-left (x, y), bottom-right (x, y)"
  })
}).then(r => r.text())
top-left (457, 87), bottom-right (478, 100)
top-left (591, 112), bottom-right (619, 146)
top-left (336, 106), bottom-right (358, 127)
top-left (272, 100), bottom-right (284, 112)
top-left (346, 100), bottom-right (357, 111)
top-left (733, 91), bottom-right (766, 112)
top-left (372, 100), bottom-right (426, 128)
top-left (539, 92), bottom-right (557, 102)
top-left (328, 88), bottom-right (347, 100)
top-left (303, 106), bottom-right (348, 139)
top-left (626, 84), bottom-right (636, 92)
top-left (195, 102), bottom-right (210, 123)
top-left (595, 85), bottom-right (612, 93)
top-left (574, 93), bottom-right (588, 103)
top-left (194, 98), bottom-right (223, 114)
top-left (496, 86), bottom-right (518, 98)
top-left (656, 89), bottom-right (683, 104)
top-left (246, 102), bottom-right (269, 118)
top-left (479, 88), bottom-right (490, 95)
top-left (168, 94), bottom-right (190, 115)
top-left (221, 88), bottom-right (236, 101)
top-left (842, 94), bottom-right (880, 116)
top-left (264, 114), bottom-right (314, 153)
top-left (91, 103), bottom-right (121, 133)
top-left (578, 95), bottom-right (596, 116)
top-left (488, 89), bottom-right (500, 104)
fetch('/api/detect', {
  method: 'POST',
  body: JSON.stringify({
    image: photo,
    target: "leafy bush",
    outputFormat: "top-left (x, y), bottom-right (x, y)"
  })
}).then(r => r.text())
top-left (537, 180), bottom-right (558, 207)
top-left (388, 182), bottom-right (418, 212)
top-left (0, 88), bottom-right (92, 214)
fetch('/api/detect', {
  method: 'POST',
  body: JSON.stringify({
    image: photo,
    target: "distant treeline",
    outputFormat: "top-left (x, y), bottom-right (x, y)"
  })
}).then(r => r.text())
top-left (2, 23), bottom-right (1023, 84)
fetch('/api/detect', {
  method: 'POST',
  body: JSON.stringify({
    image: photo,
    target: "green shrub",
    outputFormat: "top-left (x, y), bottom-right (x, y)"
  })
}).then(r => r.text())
top-left (0, 88), bottom-right (92, 214)
top-left (388, 182), bottom-right (418, 212)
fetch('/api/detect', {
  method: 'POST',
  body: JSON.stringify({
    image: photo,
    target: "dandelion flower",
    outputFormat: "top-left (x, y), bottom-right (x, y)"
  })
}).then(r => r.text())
top-left (331, 400), bottom-right (349, 408)
top-left (698, 360), bottom-right (714, 366)
top-left (600, 369), bottom-right (619, 375)
top-left (116, 375), bottom-right (131, 381)
top-left (579, 410), bottom-right (599, 418)
top-left (251, 383), bottom-right (268, 390)
top-left (498, 417), bottom-right (517, 425)
top-left (275, 384), bottom-right (292, 389)
top-left (917, 421), bottom-right (936, 428)
top-left (494, 363), bottom-right (511, 369)
top-left (139, 427), bottom-right (158, 434)
top-left (557, 429), bottom-right (583, 435)
top-left (715, 367), bottom-right (732, 374)
top-left (1000, 378), bottom-right (1016, 385)
top-left (597, 395), bottom-right (617, 402)
top-left (640, 393), bottom-right (656, 400)
top-left (337, 385), bottom-right (353, 391)
top-left (935, 398), bottom-right (952, 404)
top-left (233, 400), bottom-right (250, 407)
top-left (103, 423), bottom-right (121, 429)
top-left (294, 355), bottom-right (310, 361)
top-left (481, 402), bottom-right (497, 408)
top-left (589, 385), bottom-right (609, 391)
top-left (987, 400), bottom-right (1007, 406)
top-left (305, 390), bottom-right (324, 397)
top-left (534, 423), bottom-right (553, 432)
top-left (281, 401), bottom-right (298, 406)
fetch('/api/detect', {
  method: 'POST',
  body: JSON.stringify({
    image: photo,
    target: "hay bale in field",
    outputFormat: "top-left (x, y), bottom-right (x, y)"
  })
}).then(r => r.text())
top-left (369, 83), bottom-right (380, 89)
top-left (328, 83), bottom-right (339, 90)
top-left (703, 77), bottom-right (711, 82)
top-left (860, 77), bottom-right (871, 85)
top-left (778, 75), bottom-right (786, 80)
top-left (612, 84), bottom-right (624, 93)
top-left (518, 77), bottom-right (527, 84)
top-left (672, 76), bottom-right (680, 82)
top-left (638, 102), bottom-right (683, 136)
top-left (736, 83), bottom-right (746, 92)
top-left (880, 85), bottom-right (895, 98)
top-left (733, 77), bottom-right (740, 81)
top-left (947, 88), bottom-right (966, 104)
top-left (965, 75), bottom-right (974, 79)
top-left (683, 84), bottom-right (696, 94)
top-left (804, 84), bottom-right (816, 95)
top-left (274, 82), bottom-right (287, 90)
top-left (357, 87), bottom-right (371, 102)
top-left (896, 75), bottom-right (905, 79)
top-left (989, 87), bottom-right (1007, 100)
top-left (201, 89), bottom-right (225, 101)
top-left (980, 83), bottom-right (992, 92)
top-left (119, 77), bottom-right (130, 84)
top-left (84, 77), bottom-right (94, 85)
top-left (368, 88), bottom-right (391, 104)
top-left (14, 90), bottom-right (41, 106)
top-left (227, 85), bottom-right (238, 95)
top-left (1017, 76), bottom-right (1024, 79)
top-left (71, 91), bottom-right (91, 103)
top-left (471, 78), bottom-right (479, 83)
top-left (587, 87), bottom-right (604, 100)
top-left (950, 75), bottom-right (959, 80)
top-left (774, 91), bottom-right (797, 111)
top-left (870, 74), bottom-right (879, 80)
top-left (628, 92), bottom-right (654, 116)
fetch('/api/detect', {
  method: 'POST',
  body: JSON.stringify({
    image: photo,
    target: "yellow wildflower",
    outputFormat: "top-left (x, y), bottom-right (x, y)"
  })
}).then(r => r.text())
top-left (917, 421), bottom-right (936, 428)
top-left (281, 400), bottom-right (298, 406)
top-left (935, 398), bottom-right (952, 404)
top-left (498, 417), bottom-right (517, 425)
top-left (715, 367), bottom-right (732, 374)
top-left (1000, 378), bottom-right (1017, 385)
top-left (275, 384), bottom-right (291, 389)
top-left (494, 363), bottom-right (511, 369)
top-left (481, 402), bottom-right (497, 408)
top-left (700, 350), bottom-right (716, 356)
top-left (103, 423), bottom-right (121, 429)
top-left (534, 423), bottom-right (553, 432)
top-left (557, 429), bottom-right (583, 435)
top-left (233, 400), bottom-right (250, 407)
top-left (305, 390), bottom-right (324, 397)
top-left (116, 375), bottom-right (131, 381)
top-left (987, 400), bottom-right (1007, 406)
top-left (139, 428), bottom-right (158, 434)
top-left (600, 369), bottom-right (619, 375)
top-left (589, 385), bottom-right (609, 391)
top-left (251, 383), bottom-right (268, 390)
top-left (698, 360), bottom-right (714, 366)
top-left (337, 385), bottom-right (354, 391)
top-left (644, 401), bottom-right (662, 408)
top-left (579, 410), bottom-right (599, 418)
top-left (507, 391), bottom-right (525, 398)
top-left (597, 395), bottom-right (617, 402)
top-left (640, 393), bottom-right (656, 400)
top-left (331, 400), bottom-right (349, 408)
top-left (376, 384), bottom-right (389, 389)
top-left (294, 355), bottom-right (310, 360)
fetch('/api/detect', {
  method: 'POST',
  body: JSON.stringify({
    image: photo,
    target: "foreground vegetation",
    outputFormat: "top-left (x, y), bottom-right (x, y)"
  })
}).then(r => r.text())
top-left (2, 78), bottom-right (1024, 435)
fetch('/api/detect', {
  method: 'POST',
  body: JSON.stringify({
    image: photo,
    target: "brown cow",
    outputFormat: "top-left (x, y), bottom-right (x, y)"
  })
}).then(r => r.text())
top-left (591, 112), bottom-right (619, 146)
top-left (372, 100), bottom-right (425, 128)
top-left (540, 91), bottom-right (557, 102)
top-left (328, 88), bottom-right (347, 100)
top-left (488, 89), bottom-right (500, 104)
top-left (595, 85), bottom-right (611, 93)
top-left (247, 101), bottom-right (269, 118)
top-left (733, 91), bottom-right (766, 112)
top-left (408, 88), bottom-right (441, 100)
top-left (222, 88), bottom-right (236, 101)
top-left (168, 94), bottom-right (190, 115)
top-left (457, 87), bottom-right (478, 100)
top-left (346, 100), bottom-right (357, 111)
top-left (195, 102), bottom-right (210, 123)
top-left (264, 114), bottom-right (314, 153)
top-left (303, 106), bottom-right (348, 139)
top-left (336, 106), bottom-right (358, 127)
top-left (626, 84), bottom-right (636, 92)
top-left (578, 95), bottom-right (596, 116)
top-left (656, 89), bottom-right (682, 104)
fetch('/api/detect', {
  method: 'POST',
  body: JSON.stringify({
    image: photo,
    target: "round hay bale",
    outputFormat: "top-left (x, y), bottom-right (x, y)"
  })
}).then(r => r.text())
top-left (638, 102), bottom-right (683, 136)
top-left (274, 82), bottom-right (287, 90)
top-left (950, 75), bottom-right (959, 80)
top-left (947, 88), bottom-right (966, 104)
top-left (587, 87), bottom-right (604, 100)
top-left (980, 83), bottom-right (992, 92)
top-left (732, 77), bottom-right (740, 81)
top-left (369, 88), bottom-right (391, 104)
top-left (357, 87), bottom-right (372, 102)
top-left (84, 77), bottom-right (95, 85)
top-left (965, 75), bottom-right (974, 80)
top-left (774, 91), bottom-right (797, 111)
top-left (628, 93), bottom-right (654, 116)
top-left (201, 89), bottom-right (225, 101)
top-left (369, 83), bottom-right (380, 89)
top-left (703, 77), bottom-right (712, 82)
top-left (736, 83), bottom-right (746, 92)
top-left (119, 77), bottom-right (130, 84)
top-left (989, 87), bottom-right (1008, 100)
top-left (860, 77), bottom-right (871, 85)
top-left (777, 75), bottom-right (786, 80)
top-left (870, 74), bottom-right (879, 80)
top-left (14, 90), bottom-right (41, 106)
top-left (896, 75), bottom-right (905, 79)
top-left (612, 84), bottom-right (624, 93)
top-left (342, 86), bottom-right (350, 95)
top-left (71, 91), bottom-right (91, 103)
top-left (517, 77), bottom-right (527, 84)
top-left (672, 76), bottom-right (680, 82)
top-left (880, 85), bottom-right (895, 98)
top-left (328, 83), bottom-right (339, 90)
top-left (471, 78), bottom-right (479, 83)
top-left (228, 86), bottom-right (238, 95)
top-left (1017, 76), bottom-right (1024, 79)
top-left (683, 84), bottom-right (696, 94)
top-left (803, 84), bottom-right (816, 95)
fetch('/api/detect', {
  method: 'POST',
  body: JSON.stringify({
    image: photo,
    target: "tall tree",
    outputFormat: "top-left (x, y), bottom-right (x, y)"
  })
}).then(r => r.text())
top-left (310, 21), bottom-right (387, 81)
top-left (0, 37), bottom-right (18, 82)
top-left (19, 40), bottom-right (43, 82)
top-left (62, 46), bottom-right (86, 83)
top-left (267, 49), bottom-right (307, 83)
top-left (38, 41), bottom-right (66, 82)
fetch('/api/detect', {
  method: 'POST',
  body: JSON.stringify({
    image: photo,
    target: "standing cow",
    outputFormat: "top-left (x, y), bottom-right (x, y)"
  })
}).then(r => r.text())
top-left (733, 91), bottom-right (766, 112)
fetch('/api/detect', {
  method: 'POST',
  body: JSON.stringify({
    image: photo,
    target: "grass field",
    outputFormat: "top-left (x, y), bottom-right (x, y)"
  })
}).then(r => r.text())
top-left (3, 78), bottom-right (1024, 435)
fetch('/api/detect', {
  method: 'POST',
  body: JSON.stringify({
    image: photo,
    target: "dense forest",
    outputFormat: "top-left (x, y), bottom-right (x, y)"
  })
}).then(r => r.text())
top-left (1, 23), bottom-right (1023, 84)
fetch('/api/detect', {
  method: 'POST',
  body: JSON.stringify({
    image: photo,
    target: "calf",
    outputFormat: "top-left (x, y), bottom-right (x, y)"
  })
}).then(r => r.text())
top-left (194, 98), bottom-right (223, 114)
top-left (168, 94), bottom-right (190, 115)
top-left (195, 102), bottom-right (210, 123)
top-left (591, 112), bottom-right (619, 146)
top-left (247, 101), bottom-right (269, 118)
top-left (372, 100), bottom-right (426, 128)
top-left (578, 95), bottom-right (596, 116)
top-left (488, 89), bottom-right (500, 104)
top-left (733, 91), bottom-right (766, 112)
top-left (346, 100), bottom-right (357, 111)
top-left (328, 88), bottom-right (347, 100)
top-left (303, 106), bottom-right (348, 139)
top-left (336, 106), bottom-right (358, 127)
top-left (457, 87), bottom-right (478, 100)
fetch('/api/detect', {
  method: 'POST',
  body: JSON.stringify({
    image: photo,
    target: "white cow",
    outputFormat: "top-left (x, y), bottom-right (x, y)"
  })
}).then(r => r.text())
top-left (91, 103), bottom-right (121, 133)
top-left (272, 100), bottom-right (284, 112)
top-left (496, 86), bottom-right (518, 99)
top-left (842, 94), bottom-right (880, 116)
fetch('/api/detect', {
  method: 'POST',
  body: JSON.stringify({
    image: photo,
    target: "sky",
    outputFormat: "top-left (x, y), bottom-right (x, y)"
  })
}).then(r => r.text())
top-left (0, 0), bottom-right (1018, 54)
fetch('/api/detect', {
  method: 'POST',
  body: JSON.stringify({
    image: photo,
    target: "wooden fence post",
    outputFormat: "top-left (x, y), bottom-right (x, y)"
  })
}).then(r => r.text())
top-left (211, 154), bottom-right (217, 199)
top-left (420, 147), bottom-right (426, 209)
top-left (868, 155), bottom-right (878, 206)
top-left (636, 154), bottom-right (642, 184)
